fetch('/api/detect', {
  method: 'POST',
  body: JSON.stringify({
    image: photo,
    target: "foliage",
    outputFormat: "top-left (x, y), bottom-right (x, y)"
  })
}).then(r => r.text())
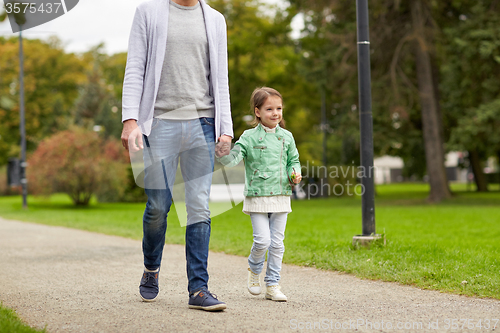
top-left (289, 0), bottom-right (500, 194)
top-left (450, 100), bottom-right (500, 154)
top-left (27, 127), bottom-right (128, 205)
top-left (0, 9), bottom-right (6, 22)
top-left (0, 39), bottom-right (126, 168)
top-left (0, 36), bottom-right (86, 165)
top-left (441, 2), bottom-right (500, 157)
top-left (119, 166), bottom-right (148, 203)
top-left (0, 165), bottom-right (21, 196)
top-left (208, 0), bottom-right (314, 146)
top-left (74, 45), bottom-right (125, 140)
top-left (287, 0), bottom-right (427, 173)
top-left (0, 166), bottom-right (8, 195)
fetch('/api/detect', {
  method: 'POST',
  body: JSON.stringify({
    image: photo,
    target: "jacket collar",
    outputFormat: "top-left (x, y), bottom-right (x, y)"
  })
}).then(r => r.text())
top-left (256, 123), bottom-right (284, 140)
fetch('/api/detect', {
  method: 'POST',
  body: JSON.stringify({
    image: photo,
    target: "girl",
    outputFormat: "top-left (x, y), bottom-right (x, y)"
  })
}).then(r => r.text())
top-left (216, 87), bottom-right (301, 301)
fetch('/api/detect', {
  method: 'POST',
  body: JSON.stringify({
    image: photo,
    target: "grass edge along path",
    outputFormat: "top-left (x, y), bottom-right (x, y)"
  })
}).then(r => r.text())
top-left (0, 183), bottom-right (499, 301)
top-left (0, 303), bottom-right (46, 333)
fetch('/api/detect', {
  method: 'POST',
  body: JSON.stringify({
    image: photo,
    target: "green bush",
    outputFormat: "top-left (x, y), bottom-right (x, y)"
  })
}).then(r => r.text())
top-left (98, 165), bottom-right (148, 203)
top-left (27, 127), bottom-right (129, 205)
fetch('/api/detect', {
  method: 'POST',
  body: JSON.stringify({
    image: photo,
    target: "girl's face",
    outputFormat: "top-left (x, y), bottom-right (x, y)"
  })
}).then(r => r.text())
top-left (255, 95), bottom-right (283, 129)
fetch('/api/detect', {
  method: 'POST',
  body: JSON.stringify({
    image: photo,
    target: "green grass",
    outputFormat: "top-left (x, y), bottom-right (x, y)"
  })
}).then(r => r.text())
top-left (0, 183), bottom-right (499, 301)
top-left (0, 303), bottom-right (45, 333)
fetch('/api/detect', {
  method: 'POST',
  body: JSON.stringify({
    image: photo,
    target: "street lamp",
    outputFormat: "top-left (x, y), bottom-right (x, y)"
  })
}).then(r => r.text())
top-left (352, 0), bottom-right (381, 246)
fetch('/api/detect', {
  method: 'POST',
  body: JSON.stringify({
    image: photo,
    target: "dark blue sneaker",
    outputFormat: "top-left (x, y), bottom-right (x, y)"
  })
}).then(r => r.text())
top-left (188, 289), bottom-right (226, 311)
top-left (139, 269), bottom-right (159, 302)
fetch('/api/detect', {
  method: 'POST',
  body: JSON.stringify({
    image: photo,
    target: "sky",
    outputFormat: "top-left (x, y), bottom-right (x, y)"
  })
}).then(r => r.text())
top-left (0, 0), bottom-right (303, 55)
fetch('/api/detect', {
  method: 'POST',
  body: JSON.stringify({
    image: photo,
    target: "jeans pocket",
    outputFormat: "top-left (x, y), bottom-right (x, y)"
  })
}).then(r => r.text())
top-left (150, 118), bottom-right (161, 131)
top-left (201, 117), bottom-right (215, 126)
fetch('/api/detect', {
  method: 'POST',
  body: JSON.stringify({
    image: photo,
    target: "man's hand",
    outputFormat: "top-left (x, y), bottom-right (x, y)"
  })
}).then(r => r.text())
top-left (218, 135), bottom-right (232, 143)
top-left (121, 119), bottom-right (143, 152)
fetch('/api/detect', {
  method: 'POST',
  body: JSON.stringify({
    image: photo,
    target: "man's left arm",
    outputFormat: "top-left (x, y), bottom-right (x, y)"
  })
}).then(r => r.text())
top-left (216, 13), bottom-right (233, 142)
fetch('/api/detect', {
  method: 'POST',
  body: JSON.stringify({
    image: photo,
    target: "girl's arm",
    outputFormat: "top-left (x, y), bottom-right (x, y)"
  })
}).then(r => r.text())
top-left (217, 136), bottom-right (248, 168)
top-left (286, 136), bottom-right (302, 182)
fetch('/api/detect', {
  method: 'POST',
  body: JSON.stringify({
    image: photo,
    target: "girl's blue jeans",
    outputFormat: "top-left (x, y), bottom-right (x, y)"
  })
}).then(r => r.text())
top-left (248, 212), bottom-right (288, 286)
top-left (141, 117), bottom-right (215, 294)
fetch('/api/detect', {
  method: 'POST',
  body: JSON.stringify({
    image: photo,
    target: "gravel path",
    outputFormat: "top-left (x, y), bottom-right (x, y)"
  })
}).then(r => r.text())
top-left (0, 217), bottom-right (499, 333)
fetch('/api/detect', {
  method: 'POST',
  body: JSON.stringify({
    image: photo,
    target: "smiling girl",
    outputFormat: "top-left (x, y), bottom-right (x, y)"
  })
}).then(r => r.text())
top-left (216, 87), bottom-right (302, 301)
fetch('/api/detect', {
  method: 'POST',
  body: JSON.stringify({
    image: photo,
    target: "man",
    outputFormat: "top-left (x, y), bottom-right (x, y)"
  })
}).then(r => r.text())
top-left (121, 0), bottom-right (232, 311)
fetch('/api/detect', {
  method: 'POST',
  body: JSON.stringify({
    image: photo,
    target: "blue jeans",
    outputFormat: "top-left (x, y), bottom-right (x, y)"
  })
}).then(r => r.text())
top-left (142, 117), bottom-right (215, 294)
top-left (248, 212), bottom-right (288, 286)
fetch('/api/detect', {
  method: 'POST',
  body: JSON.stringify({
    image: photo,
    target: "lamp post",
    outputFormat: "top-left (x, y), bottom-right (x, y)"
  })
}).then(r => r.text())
top-left (19, 25), bottom-right (27, 208)
top-left (352, 0), bottom-right (381, 246)
top-left (10, 2), bottom-right (28, 208)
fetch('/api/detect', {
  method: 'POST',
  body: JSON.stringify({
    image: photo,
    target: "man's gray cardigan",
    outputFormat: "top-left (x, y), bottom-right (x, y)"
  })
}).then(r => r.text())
top-left (122, 0), bottom-right (233, 139)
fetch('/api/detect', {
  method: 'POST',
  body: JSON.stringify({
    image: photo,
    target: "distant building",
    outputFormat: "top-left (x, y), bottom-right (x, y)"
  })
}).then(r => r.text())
top-left (373, 152), bottom-right (468, 184)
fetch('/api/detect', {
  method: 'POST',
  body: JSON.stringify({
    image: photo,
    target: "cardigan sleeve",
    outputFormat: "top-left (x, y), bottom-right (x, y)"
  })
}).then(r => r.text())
top-left (122, 6), bottom-right (148, 123)
top-left (215, 13), bottom-right (233, 138)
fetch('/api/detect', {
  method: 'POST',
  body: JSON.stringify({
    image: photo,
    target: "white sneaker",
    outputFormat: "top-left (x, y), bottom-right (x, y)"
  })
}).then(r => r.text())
top-left (265, 285), bottom-right (287, 302)
top-left (247, 268), bottom-right (262, 295)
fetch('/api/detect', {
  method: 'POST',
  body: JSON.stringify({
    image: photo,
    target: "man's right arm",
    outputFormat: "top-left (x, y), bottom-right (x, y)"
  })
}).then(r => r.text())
top-left (122, 6), bottom-right (148, 151)
top-left (122, 6), bottom-right (148, 124)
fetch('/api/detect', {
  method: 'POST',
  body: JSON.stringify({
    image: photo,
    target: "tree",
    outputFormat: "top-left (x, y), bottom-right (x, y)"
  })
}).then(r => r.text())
top-left (290, 0), bottom-right (455, 201)
top-left (208, 0), bottom-right (313, 145)
top-left (450, 101), bottom-right (500, 190)
top-left (27, 127), bottom-right (128, 205)
top-left (0, 36), bottom-right (85, 165)
top-left (74, 45), bottom-right (125, 140)
top-left (440, 0), bottom-right (500, 191)
top-left (410, 0), bottom-right (451, 201)
top-left (277, 0), bottom-right (363, 166)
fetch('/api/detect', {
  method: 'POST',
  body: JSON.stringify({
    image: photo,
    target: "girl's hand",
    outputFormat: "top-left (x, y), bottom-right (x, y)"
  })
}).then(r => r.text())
top-left (291, 171), bottom-right (302, 184)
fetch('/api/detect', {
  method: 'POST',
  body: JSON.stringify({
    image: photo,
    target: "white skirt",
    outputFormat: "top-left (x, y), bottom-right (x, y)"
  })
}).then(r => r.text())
top-left (242, 195), bottom-right (291, 215)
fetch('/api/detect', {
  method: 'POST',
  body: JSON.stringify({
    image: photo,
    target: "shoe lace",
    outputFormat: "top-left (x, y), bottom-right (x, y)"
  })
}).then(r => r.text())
top-left (203, 290), bottom-right (219, 300)
top-left (249, 271), bottom-right (260, 287)
top-left (268, 285), bottom-right (280, 294)
top-left (143, 272), bottom-right (158, 286)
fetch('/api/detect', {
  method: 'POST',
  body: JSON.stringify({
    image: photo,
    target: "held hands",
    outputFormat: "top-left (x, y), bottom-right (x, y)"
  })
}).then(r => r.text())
top-left (215, 143), bottom-right (230, 157)
top-left (215, 135), bottom-right (232, 157)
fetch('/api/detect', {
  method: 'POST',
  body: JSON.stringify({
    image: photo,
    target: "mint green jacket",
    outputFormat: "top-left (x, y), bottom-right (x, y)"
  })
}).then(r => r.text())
top-left (218, 123), bottom-right (301, 197)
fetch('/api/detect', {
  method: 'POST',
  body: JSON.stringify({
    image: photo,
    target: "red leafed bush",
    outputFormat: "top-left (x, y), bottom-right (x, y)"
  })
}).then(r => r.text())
top-left (27, 127), bottom-right (128, 205)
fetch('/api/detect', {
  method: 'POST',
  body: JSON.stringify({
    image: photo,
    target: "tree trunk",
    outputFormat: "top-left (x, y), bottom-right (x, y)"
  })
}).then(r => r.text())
top-left (410, 0), bottom-right (451, 202)
top-left (468, 150), bottom-right (488, 192)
